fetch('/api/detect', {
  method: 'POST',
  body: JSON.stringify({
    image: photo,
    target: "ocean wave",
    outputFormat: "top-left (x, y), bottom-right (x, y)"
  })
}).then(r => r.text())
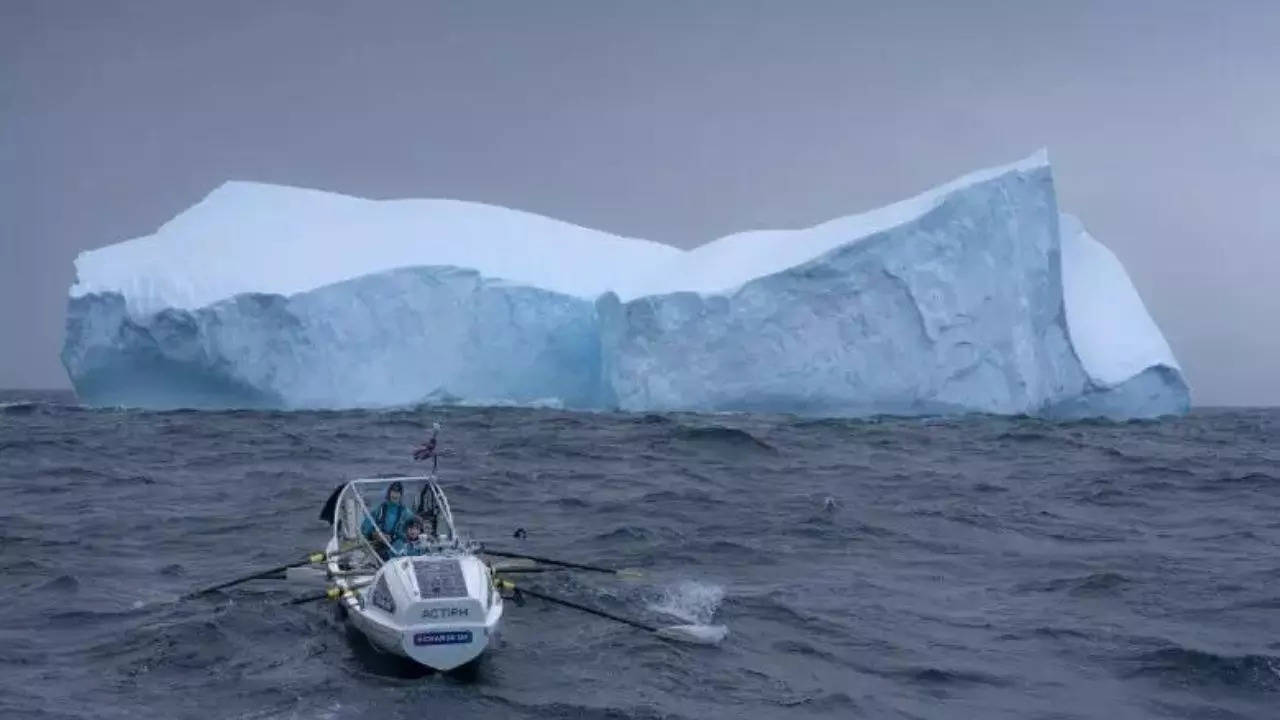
top-left (1123, 645), bottom-right (1280, 693)
top-left (1204, 472), bottom-right (1277, 488)
top-left (1016, 571), bottom-right (1131, 597)
top-left (669, 425), bottom-right (775, 451)
top-left (891, 664), bottom-right (1013, 687)
top-left (776, 691), bottom-right (860, 712)
top-left (0, 401), bottom-right (40, 414)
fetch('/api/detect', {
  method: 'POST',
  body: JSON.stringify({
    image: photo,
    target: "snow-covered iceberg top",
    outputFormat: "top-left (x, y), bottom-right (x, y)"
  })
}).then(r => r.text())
top-left (72, 151), bottom-right (1050, 311)
top-left (70, 186), bottom-right (679, 314)
top-left (63, 150), bottom-right (1189, 418)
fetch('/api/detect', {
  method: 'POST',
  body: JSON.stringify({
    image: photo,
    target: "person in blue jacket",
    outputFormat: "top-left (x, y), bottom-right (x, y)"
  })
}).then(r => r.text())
top-left (391, 517), bottom-right (429, 557)
top-left (362, 481), bottom-right (410, 544)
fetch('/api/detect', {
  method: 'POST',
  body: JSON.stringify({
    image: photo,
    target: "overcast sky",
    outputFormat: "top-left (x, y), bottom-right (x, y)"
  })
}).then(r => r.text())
top-left (2, 1), bottom-right (1277, 405)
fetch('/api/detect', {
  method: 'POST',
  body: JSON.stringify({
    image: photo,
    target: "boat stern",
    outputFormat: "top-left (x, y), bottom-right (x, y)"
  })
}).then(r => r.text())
top-left (360, 553), bottom-right (503, 671)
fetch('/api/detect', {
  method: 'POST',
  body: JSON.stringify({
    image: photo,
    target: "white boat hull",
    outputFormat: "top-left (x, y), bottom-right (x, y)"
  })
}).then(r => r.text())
top-left (346, 597), bottom-right (501, 670)
top-left (328, 537), bottom-right (503, 672)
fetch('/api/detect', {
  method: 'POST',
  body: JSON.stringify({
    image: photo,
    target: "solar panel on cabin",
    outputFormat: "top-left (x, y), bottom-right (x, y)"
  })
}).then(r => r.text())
top-left (413, 559), bottom-right (468, 599)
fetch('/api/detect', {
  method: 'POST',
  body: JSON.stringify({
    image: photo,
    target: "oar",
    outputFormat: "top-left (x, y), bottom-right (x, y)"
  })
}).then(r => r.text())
top-left (183, 545), bottom-right (355, 600)
top-left (498, 580), bottom-right (727, 646)
top-left (483, 549), bottom-right (642, 577)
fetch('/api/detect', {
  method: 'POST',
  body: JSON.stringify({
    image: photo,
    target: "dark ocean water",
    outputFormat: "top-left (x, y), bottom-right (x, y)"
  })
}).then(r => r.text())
top-left (1, 390), bottom-right (1277, 720)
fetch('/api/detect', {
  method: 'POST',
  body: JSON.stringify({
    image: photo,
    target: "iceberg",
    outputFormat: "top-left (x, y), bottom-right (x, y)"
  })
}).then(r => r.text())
top-left (61, 151), bottom-right (1190, 418)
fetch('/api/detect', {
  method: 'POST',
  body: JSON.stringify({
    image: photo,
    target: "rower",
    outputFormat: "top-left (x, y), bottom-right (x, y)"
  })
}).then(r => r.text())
top-left (362, 480), bottom-right (410, 546)
top-left (391, 518), bottom-right (428, 557)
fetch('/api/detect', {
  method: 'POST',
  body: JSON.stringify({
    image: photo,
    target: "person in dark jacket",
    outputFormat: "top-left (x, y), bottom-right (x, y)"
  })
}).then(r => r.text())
top-left (362, 481), bottom-right (410, 543)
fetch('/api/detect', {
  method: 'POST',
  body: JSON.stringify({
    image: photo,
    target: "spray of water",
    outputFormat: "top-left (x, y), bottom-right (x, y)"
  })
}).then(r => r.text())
top-left (647, 580), bottom-right (725, 624)
top-left (644, 580), bottom-right (728, 644)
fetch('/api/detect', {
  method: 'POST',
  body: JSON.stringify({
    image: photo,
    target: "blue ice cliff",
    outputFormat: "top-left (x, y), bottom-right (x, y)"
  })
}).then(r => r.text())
top-left (61, 151), bottom-right (1190, 418)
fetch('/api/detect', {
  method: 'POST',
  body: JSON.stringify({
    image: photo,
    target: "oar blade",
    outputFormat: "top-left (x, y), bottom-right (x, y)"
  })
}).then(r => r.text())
top-left (655, 624), bottom-right (728, 645)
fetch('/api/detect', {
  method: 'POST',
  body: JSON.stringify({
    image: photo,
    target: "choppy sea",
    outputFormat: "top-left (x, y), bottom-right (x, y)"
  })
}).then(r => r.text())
top-left (1, 390), bottom-right (1277, 719)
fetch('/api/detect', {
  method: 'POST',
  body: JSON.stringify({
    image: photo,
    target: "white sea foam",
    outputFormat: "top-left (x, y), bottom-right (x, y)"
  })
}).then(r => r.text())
top-left (647, 580), bottom-right (725, 625)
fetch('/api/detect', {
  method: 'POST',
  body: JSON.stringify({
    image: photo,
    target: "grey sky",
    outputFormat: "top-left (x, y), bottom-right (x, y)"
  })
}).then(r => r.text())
top-left (2, 1), bottom-right (1277, 405)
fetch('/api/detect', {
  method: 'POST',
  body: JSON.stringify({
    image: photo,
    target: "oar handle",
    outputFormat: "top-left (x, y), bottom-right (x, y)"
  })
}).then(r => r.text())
top-left (285, 576), bottom-right (374, 607)
top-left (286, 586), bottom-right (351, 606)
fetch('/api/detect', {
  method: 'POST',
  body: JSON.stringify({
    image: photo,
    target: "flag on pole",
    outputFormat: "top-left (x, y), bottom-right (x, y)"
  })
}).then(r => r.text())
top-left (413, 435), bottom-right (437, 462)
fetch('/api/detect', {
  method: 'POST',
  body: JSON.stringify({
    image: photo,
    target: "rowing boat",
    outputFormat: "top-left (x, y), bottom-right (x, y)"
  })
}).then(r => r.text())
top-left (324, 476), bottom-right (503, 673)
top-left (183, 426), bottom-right (726, 670)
